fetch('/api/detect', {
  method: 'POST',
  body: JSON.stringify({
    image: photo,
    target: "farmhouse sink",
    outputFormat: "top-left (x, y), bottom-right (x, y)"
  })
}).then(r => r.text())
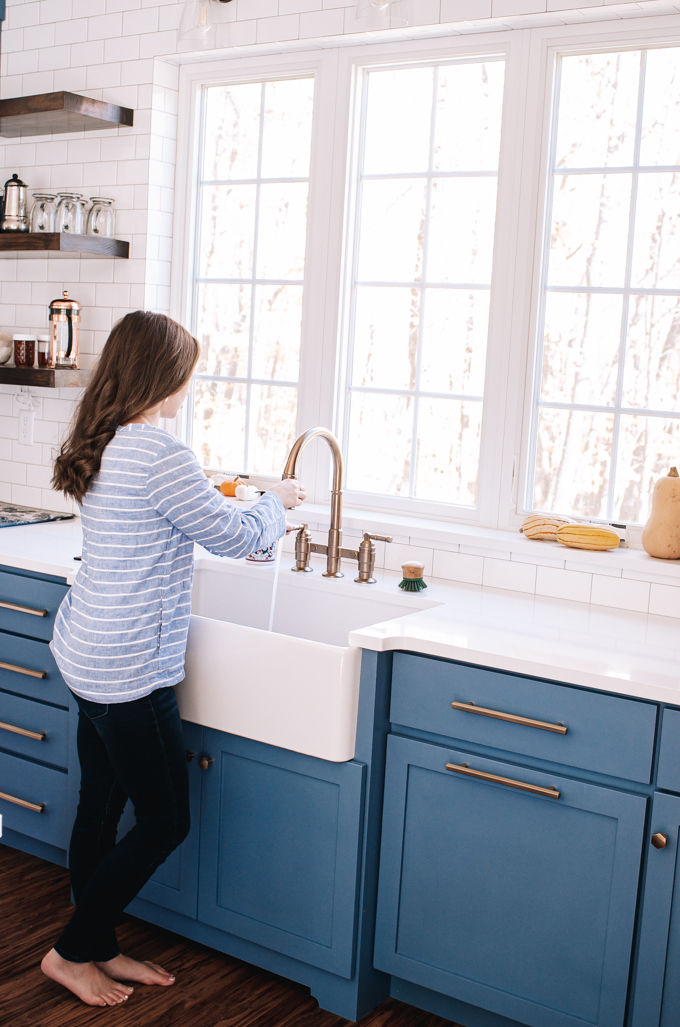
top-left (175, 554), bottom-right (439, 762)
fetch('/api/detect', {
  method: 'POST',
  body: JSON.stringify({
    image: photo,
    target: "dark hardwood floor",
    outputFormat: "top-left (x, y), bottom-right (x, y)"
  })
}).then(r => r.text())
top-left (0, 843), bottom-right (460, 1027)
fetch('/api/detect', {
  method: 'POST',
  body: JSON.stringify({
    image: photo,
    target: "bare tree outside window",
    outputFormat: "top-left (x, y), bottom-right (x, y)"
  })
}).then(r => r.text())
top-left (530, 48), bottom-right (680, 524)
top-left (190, 78), bottom-right (314, 475)
top-left (343, 60), bottom-right (505, 507)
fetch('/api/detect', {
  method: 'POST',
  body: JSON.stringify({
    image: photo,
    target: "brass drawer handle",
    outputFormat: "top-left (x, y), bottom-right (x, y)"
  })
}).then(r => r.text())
top-left (0, 788), bottom-right (45, 812)
top-left (0, 599), bottom-right (48, 618)
top-left (0, 719), bottom-right (46, 741)
top-left (651, 832), bottom-right (668, 849)
top-left (451, 701), bottom-right (567, 735)
top-left (0, 661), bottom-right (47, 680)
top-left (445, 762), bottom-right (561, 799)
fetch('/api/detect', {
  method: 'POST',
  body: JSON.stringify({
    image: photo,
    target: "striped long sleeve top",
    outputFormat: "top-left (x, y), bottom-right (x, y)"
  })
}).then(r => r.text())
top-left (50, 423), bottom-right (286, 703)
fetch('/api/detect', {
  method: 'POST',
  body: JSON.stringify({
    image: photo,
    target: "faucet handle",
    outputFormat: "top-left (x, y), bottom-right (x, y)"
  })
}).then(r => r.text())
top-left (364, 532), bottom-right (393, 544)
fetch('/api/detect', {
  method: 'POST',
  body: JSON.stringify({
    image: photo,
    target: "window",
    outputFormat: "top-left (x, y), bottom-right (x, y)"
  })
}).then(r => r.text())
top-left (179, 23), bottom-right (680, 531)
top-left (190, 77), bottom-right (314, 476)
top-left (530, 47), bottom-right (680, 525)
top-left (342, 59), bottom-right (505, 507)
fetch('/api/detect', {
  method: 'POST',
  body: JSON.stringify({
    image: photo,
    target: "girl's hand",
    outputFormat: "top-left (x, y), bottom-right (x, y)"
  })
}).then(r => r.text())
top-left (267, 479), bottom-right (306, 509)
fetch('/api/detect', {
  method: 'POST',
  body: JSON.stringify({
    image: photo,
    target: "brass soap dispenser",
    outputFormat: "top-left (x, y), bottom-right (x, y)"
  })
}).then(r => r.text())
top-left (48, 291), bottom-right (82, 368)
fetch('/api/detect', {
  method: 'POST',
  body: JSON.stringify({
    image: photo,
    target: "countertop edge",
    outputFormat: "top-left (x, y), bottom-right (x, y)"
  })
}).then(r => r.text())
top-left (349, 630), bottom-right (680, 705)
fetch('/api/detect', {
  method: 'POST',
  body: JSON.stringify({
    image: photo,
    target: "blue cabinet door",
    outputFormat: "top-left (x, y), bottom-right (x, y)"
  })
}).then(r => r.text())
top-left (122, 721), bottom-right (203, 919)
top-left (374, 734), bottom-right (646, 1027)
top-left (198, 729), bottom-right (366, 979)
top-left (630, 791), bottom-right (680, 1027)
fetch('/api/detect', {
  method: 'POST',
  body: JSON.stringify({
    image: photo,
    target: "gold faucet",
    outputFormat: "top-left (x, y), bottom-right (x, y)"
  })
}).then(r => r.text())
top-left (282, 426), bottom-right (391, 581)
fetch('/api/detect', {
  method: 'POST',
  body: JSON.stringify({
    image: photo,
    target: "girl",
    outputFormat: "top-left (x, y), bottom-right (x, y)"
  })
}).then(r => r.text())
top-left (41, 311), bottom-right (305, 1007)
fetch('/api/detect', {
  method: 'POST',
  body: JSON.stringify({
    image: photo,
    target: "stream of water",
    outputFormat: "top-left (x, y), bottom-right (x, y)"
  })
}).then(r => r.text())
top-left (267, 538), bottom-right (284, 632)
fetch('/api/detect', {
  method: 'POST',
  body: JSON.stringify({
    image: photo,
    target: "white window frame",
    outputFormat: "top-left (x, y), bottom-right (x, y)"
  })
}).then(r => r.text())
top-left (509, 15), bottom-right (680, 532)
top-left (171, 13), bottom-right (680, 534)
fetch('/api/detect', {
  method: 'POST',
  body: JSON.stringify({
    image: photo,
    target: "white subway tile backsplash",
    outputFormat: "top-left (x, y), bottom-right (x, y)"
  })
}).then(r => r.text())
top-left (54, 67), bottom-right (88, 92)
top-left (649, 583), bottom-right (680, 619)
top-left (483, 557), bottom-right (536, 593)
top-left (88, 12), bottom-right (124, 39)
top-left (591, 574), bottom-right (650, 613)
top-left (39, 0), bottom-right (72, 21)
top-left (13, 484), bottom-right (43, 507)
top-left (7, 2), bottom-right (41, 29)
top-left (300, 7), bottom-right (345, 34)
top-left (70, 40), bottom-right (106, 67)
top-left (460, 544), bottom-right (510, 560)
top-left (536, 566), bottom-right (592, 603)
top-left (433, 550), bottom-right (484, 585)
top-left (564, 558), bottom-right (622, 577)
top-left (0, 460), bottom-right (26, 486)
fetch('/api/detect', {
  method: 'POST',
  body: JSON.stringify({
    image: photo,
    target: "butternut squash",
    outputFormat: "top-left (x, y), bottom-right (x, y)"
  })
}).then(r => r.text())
top-left (555, 524), bottom-right (620, 551)
top-left (642, 467), bottom-right (680, 559)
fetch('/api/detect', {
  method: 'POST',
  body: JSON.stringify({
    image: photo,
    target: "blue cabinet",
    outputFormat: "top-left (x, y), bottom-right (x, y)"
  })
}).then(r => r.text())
top-left (374, 733), bottom-right (647, 1027)
top-left (198, 729), bottom-right (366, 978)
top-left (630, 791), bottom-right (680, 1027)
top-left (0, 565), bottom-right (74, 864)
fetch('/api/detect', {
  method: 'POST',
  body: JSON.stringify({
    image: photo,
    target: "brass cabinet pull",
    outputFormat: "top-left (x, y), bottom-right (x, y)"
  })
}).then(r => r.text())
top-left (0, 599), bottom-right (47, 618)
top-left (198, 756), bottom-right (214, 771)
top-left (185, 750), bottom-right (196, 763)
top-left (0, 719), bottom-right (45, 741)
top-left (0, 788), bottom-right (45, 812)
top-left (451, 700), bottom-right (568, 735)
top-left (0, 661), bottom-right (47, 680)
top-left (445, 762), bottom-right (561, 799)
top-left (651, 832), bottom-right (668, 849)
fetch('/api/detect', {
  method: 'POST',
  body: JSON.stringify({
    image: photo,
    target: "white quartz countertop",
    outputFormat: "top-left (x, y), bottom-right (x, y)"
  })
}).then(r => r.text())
top-left (349, 575), bottom-right (680, 706)
top-left (0, 517), bottom-right (83, 584)
top-left (0, 519), bottom-right (678, 705)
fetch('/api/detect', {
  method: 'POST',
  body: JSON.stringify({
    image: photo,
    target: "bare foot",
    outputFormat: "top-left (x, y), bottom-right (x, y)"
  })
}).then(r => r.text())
top-left (95, 953), bottom-right (175, 986)
top-left (41, 948), bottom-right (134, 1006)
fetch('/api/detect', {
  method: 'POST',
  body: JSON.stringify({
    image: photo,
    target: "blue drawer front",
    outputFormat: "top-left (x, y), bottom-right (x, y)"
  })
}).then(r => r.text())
top-left (657, 708), bottom-right (680, 793)
top-left (374, 733), bottom-right (646, 1027)
top-left (0, 631), bottom-right (69, 705)
top-left (0, 690), bottom-right (68, 768)
top-left (0, 569), bottom-right (68, 642)
top-left (391, 653), bottom-right (657, 783)
top-left (0, 749), bottom-right (69, 848)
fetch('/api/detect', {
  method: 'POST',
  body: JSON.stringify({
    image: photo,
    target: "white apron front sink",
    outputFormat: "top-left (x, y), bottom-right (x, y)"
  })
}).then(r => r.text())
top-left (175, 554), bottom-right (438, 761)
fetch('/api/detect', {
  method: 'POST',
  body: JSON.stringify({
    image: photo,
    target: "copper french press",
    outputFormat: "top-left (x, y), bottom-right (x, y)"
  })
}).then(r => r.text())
top-left (47, 291), bottom-right (81, 368)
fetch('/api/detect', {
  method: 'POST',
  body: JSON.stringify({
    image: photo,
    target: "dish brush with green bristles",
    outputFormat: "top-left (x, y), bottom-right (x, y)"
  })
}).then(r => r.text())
top-left (398, 561), bottom-right (427, 591)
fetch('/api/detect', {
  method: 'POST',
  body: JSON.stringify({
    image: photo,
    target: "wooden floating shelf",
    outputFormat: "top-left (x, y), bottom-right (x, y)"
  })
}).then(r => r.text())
top-left (0, 92), bottom-right (134, 138)
top-left (0, 233), bottom-right (129, 258)
top-left (0, 367), bottom-right (92, 388)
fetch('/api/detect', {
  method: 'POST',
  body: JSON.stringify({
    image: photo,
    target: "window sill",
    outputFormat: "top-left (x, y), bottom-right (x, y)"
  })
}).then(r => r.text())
top-left (294, 501), bottom-right (680, 586)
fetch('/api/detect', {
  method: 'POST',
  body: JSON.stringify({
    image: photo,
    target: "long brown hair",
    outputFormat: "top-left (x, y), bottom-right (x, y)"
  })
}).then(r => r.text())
top-left (53, 311), bottom-right (199, 503)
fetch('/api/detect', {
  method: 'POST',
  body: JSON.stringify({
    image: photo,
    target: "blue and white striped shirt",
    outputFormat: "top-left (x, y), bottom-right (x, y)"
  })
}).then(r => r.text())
top-left (50, 423), bottom-right (286, 703)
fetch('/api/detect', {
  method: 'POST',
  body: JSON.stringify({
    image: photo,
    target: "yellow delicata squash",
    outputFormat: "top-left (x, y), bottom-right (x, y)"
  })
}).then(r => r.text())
top-left (555, 524), bottom-right (620, 551)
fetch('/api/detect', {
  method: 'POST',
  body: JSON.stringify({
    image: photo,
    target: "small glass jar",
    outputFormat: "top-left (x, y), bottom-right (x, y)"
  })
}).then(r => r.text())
top-left (86, 197), bottom-right (116, 238)
top-left (37, 335), bottom-right (50, 368)
top-left (30, 193), bottom-right (56, 233)
top-left (13, 334), bottom-right (36, 368)
top-left (55, 193), bottom-right (84, 234)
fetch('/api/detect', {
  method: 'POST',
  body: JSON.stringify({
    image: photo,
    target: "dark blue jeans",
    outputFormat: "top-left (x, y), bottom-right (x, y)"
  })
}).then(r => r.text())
top-left (55, 687), bottom-right (190, 963)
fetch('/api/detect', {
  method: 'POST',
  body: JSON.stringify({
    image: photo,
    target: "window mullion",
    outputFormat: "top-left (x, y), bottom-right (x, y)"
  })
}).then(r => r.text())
top-left (606, 49), bottom-right (647, 522)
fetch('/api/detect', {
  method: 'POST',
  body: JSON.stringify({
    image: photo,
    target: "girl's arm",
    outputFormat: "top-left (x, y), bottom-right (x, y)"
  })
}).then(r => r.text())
top-left (146, 436), bottom-right (286, 558)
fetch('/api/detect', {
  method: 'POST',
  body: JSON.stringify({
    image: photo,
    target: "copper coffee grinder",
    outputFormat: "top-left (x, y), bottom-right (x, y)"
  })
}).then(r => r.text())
top-left (47, 291), bottom-right (81, 368)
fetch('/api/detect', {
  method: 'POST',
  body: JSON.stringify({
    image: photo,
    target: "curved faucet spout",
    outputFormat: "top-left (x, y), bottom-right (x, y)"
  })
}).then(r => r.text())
top-left (282, 426), bottom-right (343, 493)
top-left (282, 427), bottom-right (344, 577)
